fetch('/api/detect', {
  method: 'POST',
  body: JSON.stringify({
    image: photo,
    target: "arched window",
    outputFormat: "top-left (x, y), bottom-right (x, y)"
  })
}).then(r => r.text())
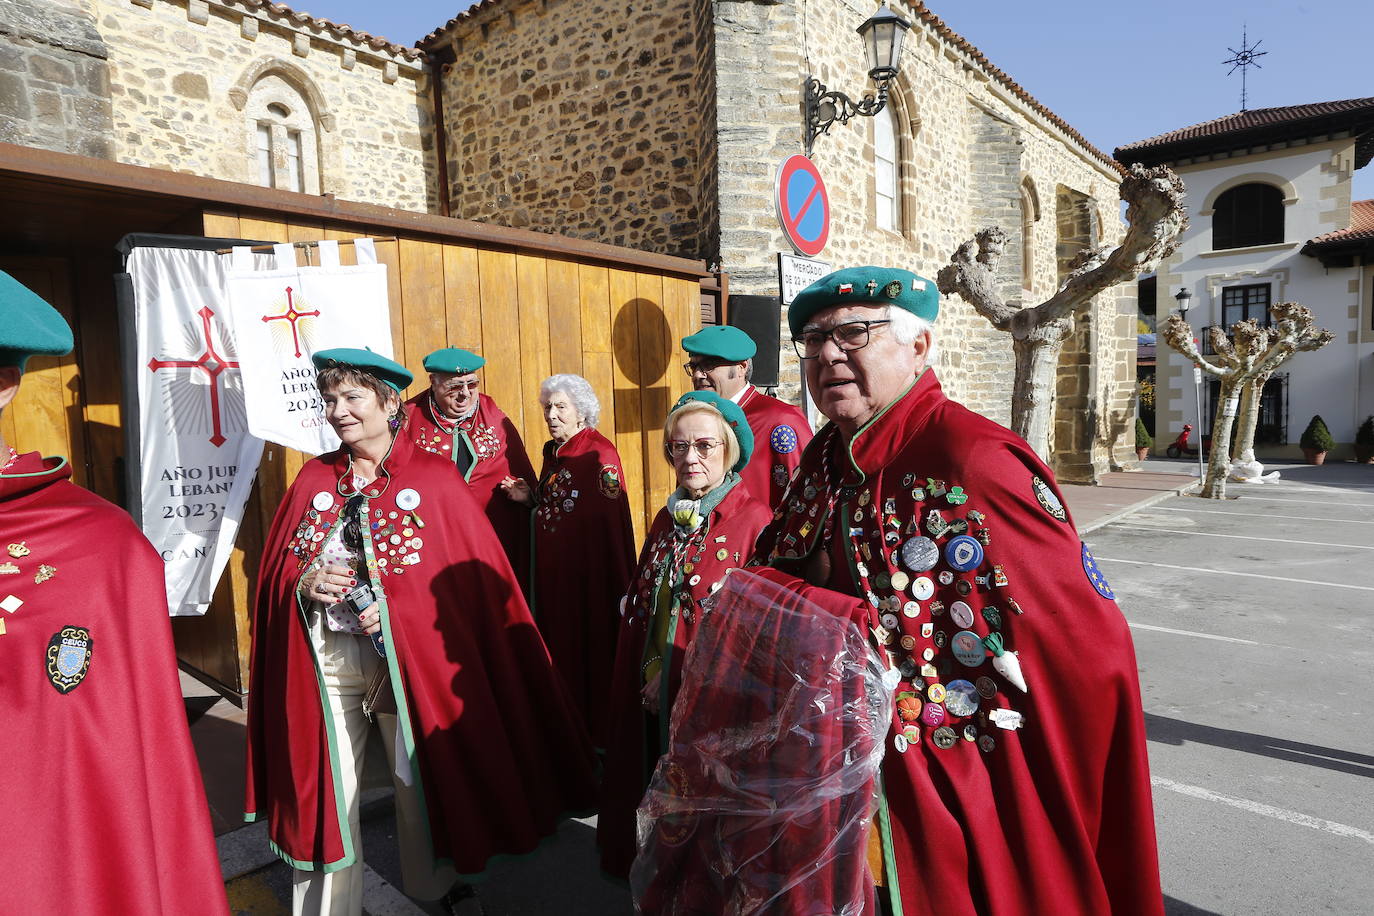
top-left (1019, 177), bottom-right (1040, 290)
top-left (1212, 183), bottom-right (1283, 250)
top-left (243, 73), bottom-right (320, 193)
top-left (874, 104), bottom-right (900, 232)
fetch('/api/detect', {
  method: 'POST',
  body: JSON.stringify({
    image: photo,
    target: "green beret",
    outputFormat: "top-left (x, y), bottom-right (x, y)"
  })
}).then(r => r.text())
top-left (423, 347), bottom-right (485, 375)
top-left (0, 270), bottom-right (74, 372)
top-left (681, 325), bottom-right (756, 362)
top-left (312, 347), bottom-right (413, 393)
top-left (671, 390), bottom-right (754, 472)
top-left (787, 266), bottom-right (938, 337)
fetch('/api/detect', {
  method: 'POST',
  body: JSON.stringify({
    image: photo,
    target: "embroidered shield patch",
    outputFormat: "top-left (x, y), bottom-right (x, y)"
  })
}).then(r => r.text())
top-left (599, 464), bottom-right (623, 499)
top-left (1032, 476), bottom-right (1067, 522)
top-left (46, 625), bottom-right (93, 693)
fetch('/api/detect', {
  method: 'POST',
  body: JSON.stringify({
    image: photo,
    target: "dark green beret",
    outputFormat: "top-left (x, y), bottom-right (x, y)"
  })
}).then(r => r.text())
top-left (787, 266), bottom-right (939, 337)
top-left (0, 270), bottom-right (74, 371)
top-left (422, 347), bottom-right (485, 375)
top-left (671, 390), bottom-right (754, 472)
top-left (312, 347), bottom-right (413, 393)
top-left (681, 325), bottom-right (756, 362)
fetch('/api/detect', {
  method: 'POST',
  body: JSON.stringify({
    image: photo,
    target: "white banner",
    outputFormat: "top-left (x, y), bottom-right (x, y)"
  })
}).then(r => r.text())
top-left (225, 239), bottom-right (393, 455)
top-left (128, 246), bottom-right (267, 617)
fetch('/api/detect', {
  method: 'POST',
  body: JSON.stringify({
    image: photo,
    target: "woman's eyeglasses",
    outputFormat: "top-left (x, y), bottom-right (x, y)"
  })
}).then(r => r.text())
top-left (665, 438), bottom-right (723, 460)
top-left (792, 319), bottom-right (891, 359)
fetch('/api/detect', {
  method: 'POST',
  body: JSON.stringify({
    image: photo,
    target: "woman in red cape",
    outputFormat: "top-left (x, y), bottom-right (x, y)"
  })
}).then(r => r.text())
top-left (501, 374), bottom-right (636, 749)
top-left (245, 348), bottom-right (596, 915)
top-left (598, 391), bottom-right (772, 879)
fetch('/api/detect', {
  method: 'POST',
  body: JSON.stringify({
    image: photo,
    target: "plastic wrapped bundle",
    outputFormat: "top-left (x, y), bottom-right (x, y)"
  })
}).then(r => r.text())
top-left (630, 569), bottom-right (893, 916)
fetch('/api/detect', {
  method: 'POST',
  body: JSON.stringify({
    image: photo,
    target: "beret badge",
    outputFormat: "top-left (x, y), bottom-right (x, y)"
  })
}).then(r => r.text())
top-left (883, 281), bottom-right (903, 299)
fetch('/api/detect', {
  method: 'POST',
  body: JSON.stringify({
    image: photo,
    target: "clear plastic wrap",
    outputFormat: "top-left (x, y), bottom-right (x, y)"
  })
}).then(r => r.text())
top-left (630, 569), bottom-right (894, 916)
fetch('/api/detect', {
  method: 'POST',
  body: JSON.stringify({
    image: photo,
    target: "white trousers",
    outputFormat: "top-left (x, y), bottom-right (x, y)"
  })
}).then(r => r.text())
top-left (292, 614), bottom-right (458, 916)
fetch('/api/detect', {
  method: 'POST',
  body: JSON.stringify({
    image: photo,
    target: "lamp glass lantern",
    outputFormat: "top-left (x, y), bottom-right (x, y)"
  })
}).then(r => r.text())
top-left (858, 4), bottom-right (910, 81)
top-left (1174, 288), bottom-right (1193, 315)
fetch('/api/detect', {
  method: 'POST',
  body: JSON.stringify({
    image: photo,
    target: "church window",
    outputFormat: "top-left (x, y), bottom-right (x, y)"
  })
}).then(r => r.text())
top-left (255, 122), bottom-right (274, 188)
top-left (874, 105), bottom-right (900, 231)
top-left (1019, 177), bottom-right (1040, 290)
top-left (1212, 183), bottom-right (1284, 249)
top-left (243, 72), bottom-right (321, 194)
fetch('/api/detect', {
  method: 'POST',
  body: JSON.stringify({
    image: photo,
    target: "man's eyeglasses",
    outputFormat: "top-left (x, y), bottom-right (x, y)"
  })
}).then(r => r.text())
top-left (341, 495), bottom-right (365, 551)
top-left (792, 319), bottom-right (891, 359)
top-left (665, 438), bottom-right (723, 460)
top-left (683, 359), bottom-right (730, 376)
top-left (439, 380), bottom-right (480, 394)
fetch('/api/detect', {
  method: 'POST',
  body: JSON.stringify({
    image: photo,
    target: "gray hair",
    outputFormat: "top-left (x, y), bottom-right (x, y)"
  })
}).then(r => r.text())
top-left (886, 306), bottom-right (939, 366)
top-left (540, 373), bottom-right (600, 427)
top-left (662, 400), bottom-right (741, 473)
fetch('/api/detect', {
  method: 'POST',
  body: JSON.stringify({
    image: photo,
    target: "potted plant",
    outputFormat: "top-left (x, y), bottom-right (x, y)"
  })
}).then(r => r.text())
top-left (1134, 417), bottom-right (1153, 461)
top-left (1299, 415), bottom-right (1335, 465)
top-left (1356, 416), bottom-right (1374, 464)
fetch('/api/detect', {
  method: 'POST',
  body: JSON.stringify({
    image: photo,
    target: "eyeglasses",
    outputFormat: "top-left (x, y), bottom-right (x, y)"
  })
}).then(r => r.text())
top-left (792, 319), bottom-right (892, 359)
top-left (665, 438), bottom-right (723, 460)
top-left (341, 495), bottom-right (365, 551)
top-left (439, 380), bottom-right (480, 394)
top-left (684, 359), bottom-right (730, 376)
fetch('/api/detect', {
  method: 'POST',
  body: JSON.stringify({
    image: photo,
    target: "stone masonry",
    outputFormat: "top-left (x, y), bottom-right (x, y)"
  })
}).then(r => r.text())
top-left (89, 0), bottom-right (436, 213)
top-left (0, 0), bottom-right (114, 160)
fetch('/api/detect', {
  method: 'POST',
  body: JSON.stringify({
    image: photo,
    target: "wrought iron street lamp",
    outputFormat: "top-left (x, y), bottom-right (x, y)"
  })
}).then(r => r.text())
top-left (1175, 288), bottom-right (1205, 480)
top-left (803, 4), bottom-right (911, 155)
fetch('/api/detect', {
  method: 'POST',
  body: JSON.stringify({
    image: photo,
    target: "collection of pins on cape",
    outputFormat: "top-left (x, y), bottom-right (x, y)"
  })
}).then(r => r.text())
top-left (4, 541), bottom-right (92, 693)
top-left (290, 487), bottom-right (427, 579)
top-left (770, 469), bottom-right (1031, 753)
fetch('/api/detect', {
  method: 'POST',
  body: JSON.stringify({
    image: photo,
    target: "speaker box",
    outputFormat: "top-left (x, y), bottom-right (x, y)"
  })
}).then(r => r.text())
top-left (728, 294), bottom-right (782, 389)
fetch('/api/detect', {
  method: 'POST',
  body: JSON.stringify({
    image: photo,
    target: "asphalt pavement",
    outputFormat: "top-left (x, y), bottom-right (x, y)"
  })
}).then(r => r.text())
top-left (1086, 459), bottom-right (1374, 915)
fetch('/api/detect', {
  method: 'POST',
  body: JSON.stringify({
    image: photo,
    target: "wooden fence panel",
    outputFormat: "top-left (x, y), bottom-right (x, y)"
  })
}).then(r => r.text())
top-left (514, 253), bottom-right (552, 453)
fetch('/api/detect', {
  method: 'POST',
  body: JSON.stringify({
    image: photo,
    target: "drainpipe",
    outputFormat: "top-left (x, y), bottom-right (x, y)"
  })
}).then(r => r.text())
top-left (428, 47), bottom-right (452, 218)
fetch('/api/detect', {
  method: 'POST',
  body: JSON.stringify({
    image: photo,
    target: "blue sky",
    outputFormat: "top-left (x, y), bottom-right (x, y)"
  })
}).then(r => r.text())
top-left (310, 0), bottom-right (1373, 202)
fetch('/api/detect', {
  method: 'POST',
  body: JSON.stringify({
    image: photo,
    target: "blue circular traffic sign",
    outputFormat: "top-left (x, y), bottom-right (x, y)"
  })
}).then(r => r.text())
top-left (774, 155), bottom-right (831, 257)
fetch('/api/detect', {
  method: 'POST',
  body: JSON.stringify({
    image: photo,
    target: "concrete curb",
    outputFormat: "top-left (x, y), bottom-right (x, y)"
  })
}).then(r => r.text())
top-left (1078, 478), bottom-right (1200, 536)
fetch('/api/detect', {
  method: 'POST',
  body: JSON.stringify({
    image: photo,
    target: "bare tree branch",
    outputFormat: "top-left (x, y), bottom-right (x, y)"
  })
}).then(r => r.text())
top-left (1159, 314), bottom-right (1226, 377)
top-left (1035, 163), bottom-right (1188, 323)
top-left (935, 228), bottom-right (1017, 331)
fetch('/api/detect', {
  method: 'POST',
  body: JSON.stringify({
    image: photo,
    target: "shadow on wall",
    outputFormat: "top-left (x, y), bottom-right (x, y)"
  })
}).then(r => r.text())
top-left (612, 297), bottom-right (671, 434)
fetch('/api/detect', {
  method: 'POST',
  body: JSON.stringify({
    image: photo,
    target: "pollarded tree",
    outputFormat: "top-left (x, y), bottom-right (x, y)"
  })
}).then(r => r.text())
top-left (936, 163), bottom-right (1187, 462)
top-left (1160, 301), bottom-right (1332, 499)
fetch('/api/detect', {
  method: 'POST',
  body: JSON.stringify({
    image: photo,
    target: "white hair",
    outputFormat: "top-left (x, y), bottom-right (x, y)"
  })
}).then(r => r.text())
top-left (886, 306), bottom-right (939, 366)
top-left (540, 374), bottom-right (600, 427)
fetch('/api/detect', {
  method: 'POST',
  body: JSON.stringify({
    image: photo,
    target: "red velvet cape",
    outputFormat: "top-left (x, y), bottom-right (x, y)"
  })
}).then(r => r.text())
top-left (737, 385), bottom-right (812, 509)
top-left (404, 391), bottom-right (536, 593)
top-left (750, 370), bottom-right (1163, 916)
top-left (0, 452), bottom-right (228, 914)
top-left (244, 432), bottom-right (597, 876)
top-left (529, 426), bottom-right (636, 748)
top-left (598, 480), bottom-right (772, 878)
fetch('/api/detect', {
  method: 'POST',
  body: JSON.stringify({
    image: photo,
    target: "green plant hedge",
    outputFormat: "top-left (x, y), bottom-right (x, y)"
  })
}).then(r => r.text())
top-left (1300, 415), bottom-right (1336, 452)
top-left (1135, 417), bottom-right (1153, 449)
top-left (1357, 416), bottom-right (1374, 446)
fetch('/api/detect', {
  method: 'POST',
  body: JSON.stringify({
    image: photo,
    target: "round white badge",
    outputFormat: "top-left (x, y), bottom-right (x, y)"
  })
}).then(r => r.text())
top-left (396, 488), bottom-right (421, 511)
top-left (312, 491), bottom-right (334, 512)
top-left (912, 576), bottom-right (935, 601)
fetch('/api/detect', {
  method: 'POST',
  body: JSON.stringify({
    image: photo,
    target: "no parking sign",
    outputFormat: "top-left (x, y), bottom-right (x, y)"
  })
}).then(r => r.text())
top-left (774, 155), bottom-right (830, 257)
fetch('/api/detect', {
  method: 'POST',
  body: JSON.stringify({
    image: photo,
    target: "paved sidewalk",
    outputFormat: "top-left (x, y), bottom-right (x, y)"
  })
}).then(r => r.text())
top-left (1062, 465), bottom-right (1199, 533)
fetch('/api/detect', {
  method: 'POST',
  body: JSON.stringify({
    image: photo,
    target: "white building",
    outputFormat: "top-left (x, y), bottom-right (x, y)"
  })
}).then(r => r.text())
top-left (1116, 97), bottom-right (1374, 458)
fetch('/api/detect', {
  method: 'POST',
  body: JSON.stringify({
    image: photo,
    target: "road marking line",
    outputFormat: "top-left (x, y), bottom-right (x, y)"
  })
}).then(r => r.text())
top-left (1152, 505), bottom-right (1374, 524)
top-left (1095, 556), bottom-right (1374, 592)
top-left (1128, 622), bottom-right (1258, 645)
top-left (1235, 494), bottom-right (1374, 508)
top-left (1151, 776), bottom-right (1374, 845)
top-left (1117, 526), bottom-right (1374, 550)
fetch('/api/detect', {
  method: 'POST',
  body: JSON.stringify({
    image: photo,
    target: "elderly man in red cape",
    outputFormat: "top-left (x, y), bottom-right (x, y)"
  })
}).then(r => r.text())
top-left (403, 346), bottom-right (536, 591)
top-left (0, 272), bottom-right (228, 914)
top-left (682, 326), bottom-right (811, 508)
top-left (737, 266), bottom-right (1164, 916)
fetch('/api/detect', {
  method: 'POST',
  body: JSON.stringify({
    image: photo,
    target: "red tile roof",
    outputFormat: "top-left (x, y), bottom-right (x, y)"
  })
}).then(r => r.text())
top-left (231, 0), bottom-right (425, 61)
top-left (1306, 199), bottom-right (1374, 247)
top-left (418, 1), bottom-right (1122, 173)
top-left (1115, 97), bottom-right (1374, 167)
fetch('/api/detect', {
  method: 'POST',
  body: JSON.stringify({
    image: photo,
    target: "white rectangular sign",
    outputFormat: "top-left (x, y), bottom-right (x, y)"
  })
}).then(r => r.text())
top-left (226, 240), bottom-right (394, 455)
top-left (128, 245), bottom-right (266, 617)
top-left (778, 253), bottom-right (831, 306)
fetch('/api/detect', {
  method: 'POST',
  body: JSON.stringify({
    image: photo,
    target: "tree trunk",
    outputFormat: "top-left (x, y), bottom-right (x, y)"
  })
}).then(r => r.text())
top-left (1201, 380), bottom-right (1242, 499)
top-left (1010, 323), bottom-right (1068, 461)
top-left (1231, 371), bottom-right (1270, 467)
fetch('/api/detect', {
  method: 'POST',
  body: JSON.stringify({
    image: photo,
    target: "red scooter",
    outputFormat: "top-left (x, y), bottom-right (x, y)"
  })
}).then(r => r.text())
top-left (1166, 424), bottom-right (1198, 459)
